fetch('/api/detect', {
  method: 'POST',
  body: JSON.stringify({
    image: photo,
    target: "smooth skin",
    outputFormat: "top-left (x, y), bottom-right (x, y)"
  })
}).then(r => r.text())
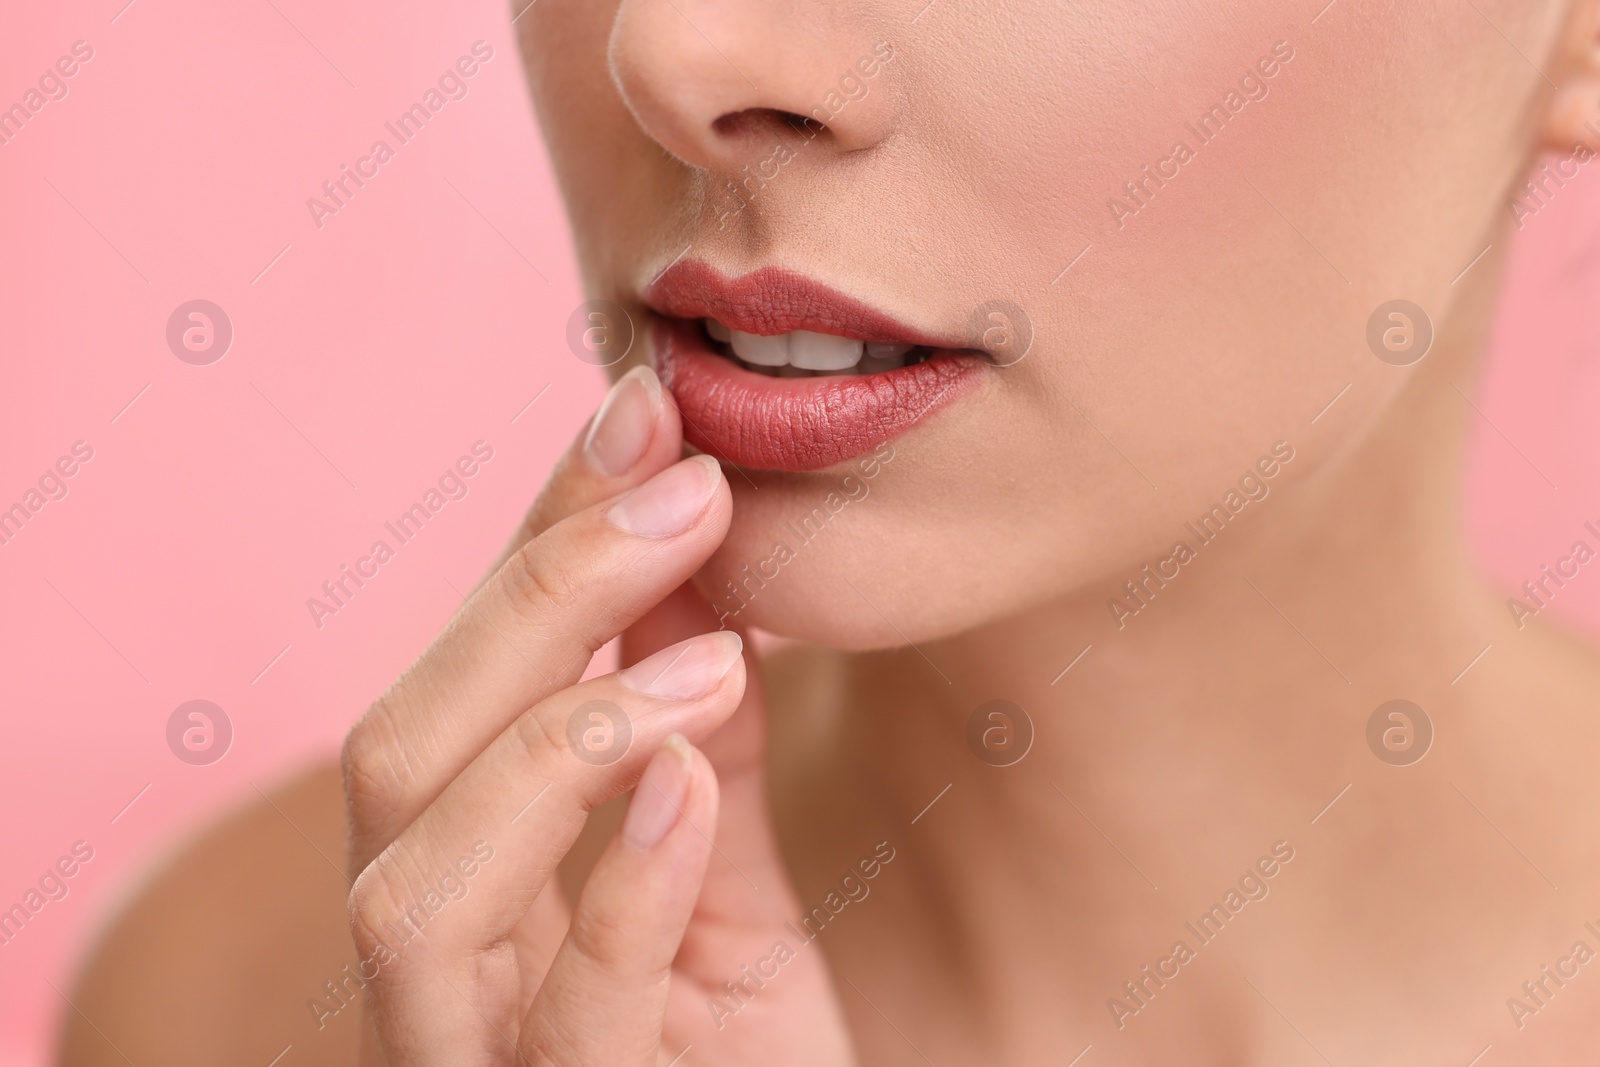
top-left (333, 374), bottom-right (852, 1065)
top-left (63, 371), bottom-right (854, 1066)
top-left (58, 1), bottom-right (1600, 1064)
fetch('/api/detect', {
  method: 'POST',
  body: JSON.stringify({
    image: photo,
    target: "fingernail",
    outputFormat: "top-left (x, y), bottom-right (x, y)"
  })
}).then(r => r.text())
top-left (583, 365), bottom-right (661, 477)
top-left (622, 734), bottom-right (693, 849)
top-left (619, 631), bottom-right (743, 700)
top-left (607, 455), bottom-right (721, 538)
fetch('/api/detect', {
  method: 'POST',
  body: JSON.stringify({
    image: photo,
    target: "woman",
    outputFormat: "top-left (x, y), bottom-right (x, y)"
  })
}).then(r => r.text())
top-left (60, 0), bottom-right (1600, 1063)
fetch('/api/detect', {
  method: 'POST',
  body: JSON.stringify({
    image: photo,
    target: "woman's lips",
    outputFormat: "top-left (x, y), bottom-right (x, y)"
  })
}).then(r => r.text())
top-left (645, 261), bottom-right (986, 473)
top-left (647, 261), bottom-right (948, 344)
top-left (652, 316), bottom-right (982, 473)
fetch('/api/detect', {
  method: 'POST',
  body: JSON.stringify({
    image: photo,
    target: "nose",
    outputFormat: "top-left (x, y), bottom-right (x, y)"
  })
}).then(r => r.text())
top-left (607, 0), bottom-right (900, 171)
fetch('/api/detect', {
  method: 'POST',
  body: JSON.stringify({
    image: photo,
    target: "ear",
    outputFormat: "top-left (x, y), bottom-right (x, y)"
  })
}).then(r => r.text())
top-left (1540, 0), bottom-right (1600, 151)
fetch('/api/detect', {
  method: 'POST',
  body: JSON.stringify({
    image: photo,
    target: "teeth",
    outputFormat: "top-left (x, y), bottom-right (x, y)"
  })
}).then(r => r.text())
top-left (728, 330), bottom-right (791, 366)
top-left (709, 319), bottom-right (917, 375)
top-left (861, 342), bottom-right (912, 374)
top-left (788, 330), bottom-right (864, 371)
top-left (865, 342), bottom-right (913, 361)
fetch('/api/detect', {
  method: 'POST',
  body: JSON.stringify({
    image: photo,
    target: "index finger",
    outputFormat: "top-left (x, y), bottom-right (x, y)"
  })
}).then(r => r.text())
top-left (342, 368), bottom-right (718, 872)
top-left (495, 363), bottom-right (684, 569)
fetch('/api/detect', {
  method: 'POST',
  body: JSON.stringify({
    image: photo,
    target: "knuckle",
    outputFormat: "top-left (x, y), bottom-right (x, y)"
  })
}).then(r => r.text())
top-left (347, 859), bottom-right (410, 972)
top-left (515, 700), bottom-right (577, 765)
top-left (519, 1028), bottom-right (586, 1067)
top-left (566, 904), bottom-right (642, 973)
top-left (499, 538), bottom-right (630, 657)
top-left (340, 695), bottom-right (412, 826)
top-left (502, 539), bottom-right (588, 622)
top-left (496, 521), bottom-right (640, 662)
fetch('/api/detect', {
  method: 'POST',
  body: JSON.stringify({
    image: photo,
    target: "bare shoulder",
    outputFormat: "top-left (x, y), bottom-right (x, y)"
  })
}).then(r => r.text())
top-left (1504, 612), bottom-right (1600, 715)
top-left (54, 641), bottom-right (855, 1066)
top-left (60, 762), bottom-right (361, 1067)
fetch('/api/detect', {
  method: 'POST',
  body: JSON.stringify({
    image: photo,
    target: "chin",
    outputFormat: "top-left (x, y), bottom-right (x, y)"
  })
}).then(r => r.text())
top-left (690, 487), bottom-right (999, 650)
top-left (690, 550), bottom-right (916, 651)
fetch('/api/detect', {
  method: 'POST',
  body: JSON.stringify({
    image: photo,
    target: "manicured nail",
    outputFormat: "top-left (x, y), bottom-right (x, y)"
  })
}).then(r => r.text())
top-left (618, 631), bottom-right (743, 700)
top-left (622, 734), bottom-right (694, 849)
top-left (607, 455), bottom-right (721, 538)
top-left (583, 365), bottom-right (661, 477)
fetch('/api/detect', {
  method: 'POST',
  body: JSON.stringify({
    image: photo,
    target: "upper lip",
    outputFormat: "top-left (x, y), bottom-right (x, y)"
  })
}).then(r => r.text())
top-left (643, 259), bottom-right (966, 349)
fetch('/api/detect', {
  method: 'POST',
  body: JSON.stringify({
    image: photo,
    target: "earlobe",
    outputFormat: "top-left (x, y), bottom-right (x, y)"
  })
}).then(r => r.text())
top-left (1541, 72), bottom-right (1600, 153)
top-left (1540, 3), bottom-right (1600, 152)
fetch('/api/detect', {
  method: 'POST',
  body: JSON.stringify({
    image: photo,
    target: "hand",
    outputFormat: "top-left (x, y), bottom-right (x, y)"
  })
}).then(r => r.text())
top-left (339, 366), bottom-right (857, 1065)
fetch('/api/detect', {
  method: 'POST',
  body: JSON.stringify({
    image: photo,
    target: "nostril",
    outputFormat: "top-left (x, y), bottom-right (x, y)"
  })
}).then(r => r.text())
top-left (712, 107), bottom-right (829, 143)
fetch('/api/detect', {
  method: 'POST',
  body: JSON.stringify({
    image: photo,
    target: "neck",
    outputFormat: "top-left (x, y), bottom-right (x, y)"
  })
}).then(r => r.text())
top-left (854, 248), bottom-right (1508, 824)
top-left (823, 246), bottom-right (1591, 1047)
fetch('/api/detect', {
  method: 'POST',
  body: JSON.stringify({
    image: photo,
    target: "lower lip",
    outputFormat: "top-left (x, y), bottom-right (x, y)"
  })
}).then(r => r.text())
top-left (651, 318), bottom-right (984, 473)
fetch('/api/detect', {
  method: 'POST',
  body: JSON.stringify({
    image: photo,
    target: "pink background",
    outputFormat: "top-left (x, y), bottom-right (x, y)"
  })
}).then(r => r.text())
top-left (1, 2), bottom-right (1597, 1063)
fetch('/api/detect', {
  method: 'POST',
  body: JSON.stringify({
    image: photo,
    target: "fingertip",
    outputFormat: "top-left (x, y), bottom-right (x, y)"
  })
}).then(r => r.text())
top-left (668, 731), bottom-right (719, 790)
top-left (625, 361), bottom-right (685, 478)
top-left (661, 729), bottom-right (695, 763)
top-left (583, 366), bottom-right (663, 478)
top-left (682, 453), bottom-right (732, 518)
top-left (653, 362), bottom-right (683, 435)
top-left (664, 733), bottom-right (721, 849)
top-left (616, 363), bottom-right (677, 462)
top-left (630, 361), bottom-right (664, 402)
top-left (620, 733), bottom-right (697, 850)
top-left (686, 451), bottom-right (723, 480)
top-left (618, 630), bottom-right (743, 700)
top-left (510, 366), bottom-right (686, 553)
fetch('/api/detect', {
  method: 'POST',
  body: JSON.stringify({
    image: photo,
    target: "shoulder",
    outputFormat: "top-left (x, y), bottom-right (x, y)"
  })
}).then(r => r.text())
top-left (1500, 612), bottom-right (1600, 716)
top-left (60, 762), bottom-right (361, 1067)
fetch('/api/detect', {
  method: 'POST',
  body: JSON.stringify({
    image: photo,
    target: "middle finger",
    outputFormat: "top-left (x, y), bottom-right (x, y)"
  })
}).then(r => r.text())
top-left (348, 631), bottom-right (745, 1065)
top-left (342, 454), bottom-right (730, 872)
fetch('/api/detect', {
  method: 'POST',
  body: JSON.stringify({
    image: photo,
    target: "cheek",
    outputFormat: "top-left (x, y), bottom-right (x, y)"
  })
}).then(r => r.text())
top-left (934, 2), bottom-right (1523, 552)
top-left (528, 0), bottom-right (1538, 636)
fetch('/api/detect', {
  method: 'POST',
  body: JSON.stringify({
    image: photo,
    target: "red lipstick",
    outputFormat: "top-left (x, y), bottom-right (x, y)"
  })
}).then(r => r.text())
top-left (645, 262), bottom-right (984, 472)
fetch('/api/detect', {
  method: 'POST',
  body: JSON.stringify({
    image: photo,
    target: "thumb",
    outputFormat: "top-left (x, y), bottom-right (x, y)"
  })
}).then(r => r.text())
top-left (619, 583), bottom-right (765, 779)
top-left (622, 584), bottom-right (793, 920)
top-left (626, 586), bottom-right (855, 1056)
